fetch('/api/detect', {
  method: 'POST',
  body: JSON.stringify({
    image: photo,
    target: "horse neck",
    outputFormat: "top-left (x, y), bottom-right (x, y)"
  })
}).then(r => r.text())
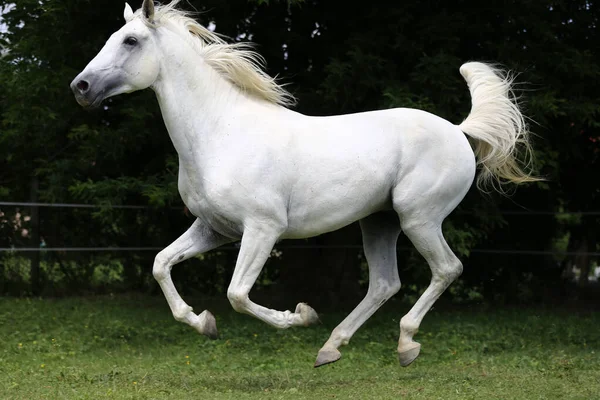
top-left (151, 39), bottom-right (253, 160)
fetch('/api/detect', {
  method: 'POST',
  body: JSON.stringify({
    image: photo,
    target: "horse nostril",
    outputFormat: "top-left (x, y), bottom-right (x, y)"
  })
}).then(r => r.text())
top-left (76, 80), bottom-right (90, 93)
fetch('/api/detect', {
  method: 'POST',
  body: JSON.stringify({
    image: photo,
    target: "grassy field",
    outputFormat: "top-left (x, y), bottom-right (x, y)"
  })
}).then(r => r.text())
top-left (0, 294), bottom-right (598, 399)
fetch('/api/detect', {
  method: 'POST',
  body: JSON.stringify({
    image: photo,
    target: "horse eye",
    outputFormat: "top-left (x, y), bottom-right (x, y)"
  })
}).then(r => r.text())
top-left (124, 37), bottom-right (138, 46)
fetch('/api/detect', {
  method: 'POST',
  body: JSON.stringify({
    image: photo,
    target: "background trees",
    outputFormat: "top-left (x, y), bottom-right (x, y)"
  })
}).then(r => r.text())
top-left (0, 0), bottom-right (597, 305)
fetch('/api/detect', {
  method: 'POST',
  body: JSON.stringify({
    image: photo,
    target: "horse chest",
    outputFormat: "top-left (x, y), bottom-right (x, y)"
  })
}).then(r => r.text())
top-left (178, 168), bottom-right (244, 238)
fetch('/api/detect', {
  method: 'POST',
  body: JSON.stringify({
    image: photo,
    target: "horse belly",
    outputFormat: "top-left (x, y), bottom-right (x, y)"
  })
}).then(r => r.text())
top-left (283, 175), bottom-right (393, 239)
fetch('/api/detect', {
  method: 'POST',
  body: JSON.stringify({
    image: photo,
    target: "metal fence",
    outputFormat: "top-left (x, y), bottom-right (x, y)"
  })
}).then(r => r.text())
top-left (1, 201), bottom-right (599, 257)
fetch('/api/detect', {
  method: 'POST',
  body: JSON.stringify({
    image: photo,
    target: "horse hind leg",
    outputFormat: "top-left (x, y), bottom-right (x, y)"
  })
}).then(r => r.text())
top-left (314, 211), bottom-right (401, 367)
top-left (396, 218), bottom-right (463, 366)
top-left (392, 148), bottom-right (472, 366)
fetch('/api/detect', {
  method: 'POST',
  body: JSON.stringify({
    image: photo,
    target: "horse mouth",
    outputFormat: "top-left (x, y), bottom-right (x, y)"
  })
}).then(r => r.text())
top-left (74, 90), bottom-right (105, 109)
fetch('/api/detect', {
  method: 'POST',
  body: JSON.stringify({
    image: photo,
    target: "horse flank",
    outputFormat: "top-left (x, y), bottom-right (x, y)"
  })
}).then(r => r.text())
top-left (133, 0), bottom-right (296, 107)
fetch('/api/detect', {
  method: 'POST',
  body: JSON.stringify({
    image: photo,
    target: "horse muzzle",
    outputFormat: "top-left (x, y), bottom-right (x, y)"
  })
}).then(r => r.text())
top-left (70, 73), bottom-right (111, 109)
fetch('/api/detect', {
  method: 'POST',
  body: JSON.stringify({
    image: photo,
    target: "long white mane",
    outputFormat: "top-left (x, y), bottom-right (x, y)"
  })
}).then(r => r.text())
top-left (133, 0), bottom-right (295, 107)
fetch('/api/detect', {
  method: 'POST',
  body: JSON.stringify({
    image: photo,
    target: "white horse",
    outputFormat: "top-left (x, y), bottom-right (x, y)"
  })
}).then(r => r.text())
top-left (71, 0), bottom-right (537, 367)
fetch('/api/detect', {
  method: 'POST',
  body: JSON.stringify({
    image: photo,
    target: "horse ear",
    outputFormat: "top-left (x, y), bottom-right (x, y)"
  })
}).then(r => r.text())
top-left (123, 3), bottom-right (134, 22)
top-left (142, 0), bottom-right (155, 23)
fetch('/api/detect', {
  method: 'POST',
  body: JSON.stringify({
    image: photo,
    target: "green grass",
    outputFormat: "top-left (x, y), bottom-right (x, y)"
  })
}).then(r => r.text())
top-left (0, 295), bottom-right (598, 399)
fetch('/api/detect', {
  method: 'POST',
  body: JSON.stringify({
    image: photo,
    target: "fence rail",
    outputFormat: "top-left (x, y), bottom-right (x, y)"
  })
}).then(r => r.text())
top-left (1, 246), bottom-right (599, 257)
top-left (0, 201), bottom-right (175, 210)
top-left (1, 201), bottom-right (599, 257)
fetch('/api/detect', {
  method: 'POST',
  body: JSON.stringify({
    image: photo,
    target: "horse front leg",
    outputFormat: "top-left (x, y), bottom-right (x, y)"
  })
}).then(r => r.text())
top-left (153, 218), bottom-right (233, 338)
top-left (226, 224), bottom-right (319, 329)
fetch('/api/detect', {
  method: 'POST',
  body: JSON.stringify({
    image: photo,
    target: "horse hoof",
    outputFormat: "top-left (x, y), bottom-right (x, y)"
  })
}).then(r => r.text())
top-left (398, 342), bottom-right (421, 367)
top-left (201, 310), bottom-right (218, 340)
top-left (295, 303), bottom-right (320, 326)
top-left (314, 348), bottom-right (341, 368)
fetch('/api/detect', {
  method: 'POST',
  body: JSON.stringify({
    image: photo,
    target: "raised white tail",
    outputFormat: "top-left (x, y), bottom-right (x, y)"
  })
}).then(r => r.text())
top-left (458, 62), bottom-right (538, 191)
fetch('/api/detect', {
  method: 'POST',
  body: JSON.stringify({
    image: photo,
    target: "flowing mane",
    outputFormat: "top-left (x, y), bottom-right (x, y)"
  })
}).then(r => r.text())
top-left (134, 0), bottom-right (295, 107)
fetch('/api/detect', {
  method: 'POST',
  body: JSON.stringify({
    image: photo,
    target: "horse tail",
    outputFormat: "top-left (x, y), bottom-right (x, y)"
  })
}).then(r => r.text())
top-left (458, 62), bottom-right (540, 192)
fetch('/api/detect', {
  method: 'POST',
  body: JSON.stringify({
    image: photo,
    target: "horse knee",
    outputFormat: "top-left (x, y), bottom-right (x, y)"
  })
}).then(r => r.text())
top-left (389, 279), bottom-right (402, 297)
top-left (227, 289), bottom-right (248, 313)
top-left (430, 256), bottom-right (463, 284)
top-left (442, 258), bottom-right (463, 282)
top-left (372, 279), bottom-right (401, 302)
top-left (451, 259), bottom-right (464, 280)
top-left (152, 253), bottom-right (170, 281)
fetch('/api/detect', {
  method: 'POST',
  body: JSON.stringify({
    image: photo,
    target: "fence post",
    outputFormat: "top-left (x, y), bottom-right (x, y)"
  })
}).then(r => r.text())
top-left (30, 176), bottom-right (41, 295)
